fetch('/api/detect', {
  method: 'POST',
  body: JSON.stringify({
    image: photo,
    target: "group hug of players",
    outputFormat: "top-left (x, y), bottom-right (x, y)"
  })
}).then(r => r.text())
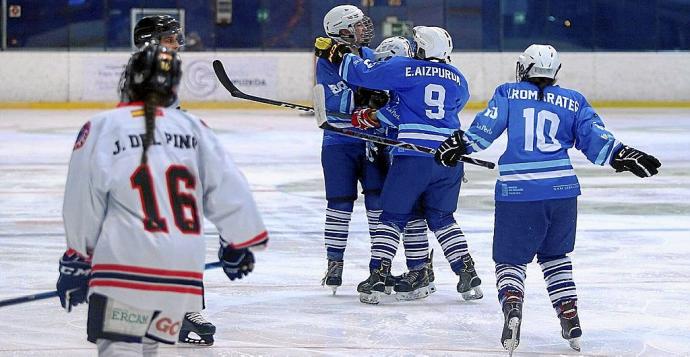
top-left (313, 4), bottom-right (661, 354)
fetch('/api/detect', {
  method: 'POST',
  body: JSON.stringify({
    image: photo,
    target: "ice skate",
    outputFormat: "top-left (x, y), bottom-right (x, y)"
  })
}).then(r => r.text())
top-left (320, 259), bottom-right (343, 295)
top-left (427, 249), bottom-right (437, 294)
top-left (178, 312), bottom-right (216, 346)
top-left (394, 267), bottom-right (430, 301)
top-left (500, 290), bottom-right (523, 356)
top-left (356, 259), bottom-right (391, 304)
top-left (558, 300), bottom-right (582, 352)
top-left (456, 254), bottom-right (483, 300)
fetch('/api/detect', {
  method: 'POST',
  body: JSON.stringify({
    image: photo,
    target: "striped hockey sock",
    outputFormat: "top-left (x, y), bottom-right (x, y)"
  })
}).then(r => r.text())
top-left (539, 256), bottom-right (578, 308)
top-left (370, 222), bottom-right (402, 268)
top-left (433, 223), bottom-right (469, 272)
top-left (366, 209), bottom-right (382, 247)
top-left (324, 208), bottom-right (352, 261)
top-left (402, 219), bottom-right (428, 270)
top-left (495, 263), bottom-right (527, 303)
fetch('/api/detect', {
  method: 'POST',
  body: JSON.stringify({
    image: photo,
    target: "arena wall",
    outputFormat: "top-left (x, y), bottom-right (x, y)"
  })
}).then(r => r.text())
top-left (0, 51), bottom-right (688, 108)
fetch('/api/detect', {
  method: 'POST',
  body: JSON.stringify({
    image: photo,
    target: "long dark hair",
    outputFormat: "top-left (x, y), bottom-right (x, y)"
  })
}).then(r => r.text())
top-left (140, 93), bottom-right (161, 165)
top-left (526, 77), bottom-right (556, 101)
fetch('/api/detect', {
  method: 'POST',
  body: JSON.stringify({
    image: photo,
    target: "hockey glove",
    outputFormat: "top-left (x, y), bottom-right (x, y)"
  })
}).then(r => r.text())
top-left (435, 129), bottom-right (468, 167)
top-left (56, 249), bottom-right (91, 312)
top-left (314, 37), bottom-right (333, 58)
top-left (218, 245), bottom-right (255, 281)
top-left (610, 144), bottom-right (661, 178)
top-left (351, 108), bottom-right (380, 129)
top-left (314, 40), bottom-right (350, 65)
top-left (355, 88), bottom-right (390, 109)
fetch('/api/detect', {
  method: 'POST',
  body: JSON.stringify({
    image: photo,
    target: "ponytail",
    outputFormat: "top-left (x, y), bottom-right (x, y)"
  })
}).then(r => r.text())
top-left (140, 93), bottom-right (159, 165)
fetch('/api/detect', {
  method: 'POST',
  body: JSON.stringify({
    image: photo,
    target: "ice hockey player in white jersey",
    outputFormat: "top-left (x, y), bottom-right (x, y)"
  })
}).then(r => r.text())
top-left (126, 15), bottom-right (217, 345)
top-left (57, 44), bottom-right (268, 356)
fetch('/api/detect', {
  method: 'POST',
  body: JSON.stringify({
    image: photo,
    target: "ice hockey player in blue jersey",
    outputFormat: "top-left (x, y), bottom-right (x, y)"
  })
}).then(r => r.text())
top-left (315, 5), bottom-right (387, 295)
top-left (435, 44), bottom-right (661, 353)
top-left (318, 26), bottom-right (484, 304)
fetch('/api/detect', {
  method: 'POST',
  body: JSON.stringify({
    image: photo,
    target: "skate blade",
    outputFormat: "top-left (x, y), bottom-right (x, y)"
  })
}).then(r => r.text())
top-left (568, 337), bottom-right (581, 352)
top-left (461, 286), bottom-right (483, 301)
top-left (384, 286), bottom-right (393, 295)
top-left (428, 282), bottom-right (437, 294)
top-left (359, 291), bottom-right (382, 305)
top-left (179, 332), bottom-right (214, 347)
top-left (395, 286), bottom-right (430, 301)
top-left (503, 317), bottom-right (520, 356)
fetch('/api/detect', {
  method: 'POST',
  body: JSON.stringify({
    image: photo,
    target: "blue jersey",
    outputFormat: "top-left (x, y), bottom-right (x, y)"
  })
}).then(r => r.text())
top-left (464, 81), bottom-right (621, 202)
top-left (339, 54), bottom-right (469, 156)
top-left (317, 47), bottom-right (375, 146)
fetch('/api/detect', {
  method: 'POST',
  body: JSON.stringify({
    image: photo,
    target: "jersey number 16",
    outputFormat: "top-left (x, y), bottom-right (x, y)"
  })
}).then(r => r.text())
top-left (130, 165), bottom-right (201, 235)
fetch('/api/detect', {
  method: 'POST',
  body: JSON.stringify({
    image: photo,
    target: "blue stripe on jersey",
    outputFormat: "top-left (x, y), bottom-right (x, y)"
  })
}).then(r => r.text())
top-left (340, 88), bottom-right (351, 113)
top-left (499, 159), bottom-right (573, 173)
top-left (341, 54), bottom-right (352, 81)
top-left (594, 139), bottom-right (619, 165)
top-left (464, 131), bottom-right (492, 150)
top-left (376, 111), bottom-right (396, 127)
top-left (399, 124), bottom-right (455, 135)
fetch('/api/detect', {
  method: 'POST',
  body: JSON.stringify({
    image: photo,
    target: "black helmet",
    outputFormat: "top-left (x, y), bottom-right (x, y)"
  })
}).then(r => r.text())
top-left (122, 44), bottom-right (182, 106)
top-left (133, 15), bottom-right (184, 49)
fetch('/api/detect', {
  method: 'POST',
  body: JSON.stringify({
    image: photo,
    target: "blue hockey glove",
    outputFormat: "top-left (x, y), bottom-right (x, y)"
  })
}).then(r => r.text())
top-left (56, 249), bottom-right (91, 312)
top-left (610, 145), bottom-right (661, 178)
top-left (218, 244), bottom-right (255, 281)
top-left (435, 129), bottom-right (467, 167)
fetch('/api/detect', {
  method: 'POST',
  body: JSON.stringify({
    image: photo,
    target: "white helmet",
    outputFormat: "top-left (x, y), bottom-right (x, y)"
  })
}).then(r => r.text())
top-left (374, 36), bottom-right (412, 61)
top-left (412, 26), bottom-right (452, 61)
top-left (323, 5), bottom-right (374, 45)
top-left (516, 44), bottom-right (561, 81)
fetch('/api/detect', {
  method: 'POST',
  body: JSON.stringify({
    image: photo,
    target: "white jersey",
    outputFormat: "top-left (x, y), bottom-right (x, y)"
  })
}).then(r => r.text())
top-left (63, 103), bottom-right (268, 314)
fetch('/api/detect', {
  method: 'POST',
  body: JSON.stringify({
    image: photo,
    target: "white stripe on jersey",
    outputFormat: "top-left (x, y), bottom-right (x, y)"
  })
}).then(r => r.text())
top-left (498, 169), bottom-right (576, 182)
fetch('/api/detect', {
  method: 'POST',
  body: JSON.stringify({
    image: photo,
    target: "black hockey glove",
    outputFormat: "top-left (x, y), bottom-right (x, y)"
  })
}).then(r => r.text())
top-left (610, 144), bottom-right (661, 178)
top-left (435, 129), bottom-right (467, 167)
top-left (314, 37), bottom-right (351, 65)
top-left (56, 250), bottom-right (91, 312)
top-left (355, 88), bottom-right (390, 109)
top-left (218, 245), bottom-right (255, 281)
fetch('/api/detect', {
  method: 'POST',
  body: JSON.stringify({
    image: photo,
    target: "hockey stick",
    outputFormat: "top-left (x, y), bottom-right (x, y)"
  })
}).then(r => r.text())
top-left (211, 60), bottom-right (354, 119)
top-left (0, 261), bottom-right (223, 308)
top-left (313, 84), bottom-right (495, 169)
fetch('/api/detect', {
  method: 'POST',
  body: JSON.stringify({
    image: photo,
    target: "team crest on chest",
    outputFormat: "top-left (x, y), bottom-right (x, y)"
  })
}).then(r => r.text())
top-left (73, 121), bottom-right (91, 151)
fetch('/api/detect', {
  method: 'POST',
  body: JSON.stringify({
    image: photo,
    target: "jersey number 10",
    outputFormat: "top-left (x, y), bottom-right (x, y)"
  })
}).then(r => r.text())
top-left (130, 165), bottom-right (201, 235)
top-left (522, 108), bottom-right (562, 152)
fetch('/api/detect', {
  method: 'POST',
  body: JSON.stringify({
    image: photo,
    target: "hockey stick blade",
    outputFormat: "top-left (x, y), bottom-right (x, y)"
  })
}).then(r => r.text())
top-left (0, 261), bottom-right (224, 308)
top-left (213, 60), bottom-right (315, 113)
top-left (312, 85), bottom-right (495, 169)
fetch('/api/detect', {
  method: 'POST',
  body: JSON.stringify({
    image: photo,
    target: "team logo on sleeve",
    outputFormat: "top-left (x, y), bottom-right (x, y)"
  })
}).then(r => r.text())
top-left (73, 121), bottom-right (91, 151)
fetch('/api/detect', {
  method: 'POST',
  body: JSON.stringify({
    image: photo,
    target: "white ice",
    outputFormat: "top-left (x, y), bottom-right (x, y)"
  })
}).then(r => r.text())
top-left (0, 108), bottom-right (689, 356)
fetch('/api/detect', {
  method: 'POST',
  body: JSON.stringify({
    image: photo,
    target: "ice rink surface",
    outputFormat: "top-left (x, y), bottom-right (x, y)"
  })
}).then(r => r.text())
top-left (0, 108), bottom-right (689, 356)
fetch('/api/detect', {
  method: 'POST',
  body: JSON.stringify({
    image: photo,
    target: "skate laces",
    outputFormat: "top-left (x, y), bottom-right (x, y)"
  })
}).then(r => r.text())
top-left (400, 269), bottom-right (422, 285)
top-left (321, 260), bottom-right (343, 285)
top-left (559, 300), bottom-right (578, 319)
top-left (186, 312), bottom-right (210, 325)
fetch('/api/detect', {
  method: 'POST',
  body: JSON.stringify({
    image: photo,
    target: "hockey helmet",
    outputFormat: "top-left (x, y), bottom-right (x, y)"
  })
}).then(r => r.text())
top-left (412, 26), bottom-right (453, 62)
top-left (133, 15), bottom-right (185, 49)
top-left (323, 5), bottom-right (374, 46)
top-left (374, 36), bottom-right (413, 61)
top-left (516, 44), bottom-right (561, 81)
top-left (122, 44), bottom-right (182, 106)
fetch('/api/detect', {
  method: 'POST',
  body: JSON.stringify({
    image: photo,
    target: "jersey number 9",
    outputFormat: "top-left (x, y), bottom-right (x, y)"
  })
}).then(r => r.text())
top-left (424, 84), bottom-right (446, 119)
